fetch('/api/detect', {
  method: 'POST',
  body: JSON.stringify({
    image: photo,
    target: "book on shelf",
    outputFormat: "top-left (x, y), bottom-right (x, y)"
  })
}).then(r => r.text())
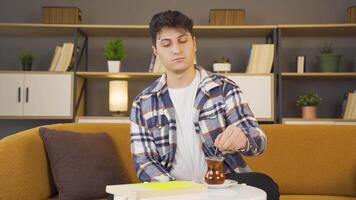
top-left (106, 181), bottom-right (207, 199)
top-left (343, 91), bottom-right (356, 119)
top-left (54, 43), bottom-right (74, 72)
top-left (148, 53), bottom-right (155, 73)
top-left (48, 46), bottom-right (62, 71)
top-left (148, 54), bottom-right (165, 73)
top-left (297, 56), bottom-right (305, 73)
top-left (245, 44), bottom-right (274, 73)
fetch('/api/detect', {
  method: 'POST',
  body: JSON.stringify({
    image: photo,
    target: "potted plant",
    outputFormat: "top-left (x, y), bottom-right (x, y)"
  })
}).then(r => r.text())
top-left (213, 56), bottom-right (231, 72)
top-left (318, 43), bottom-right (341, 72)
top-left (296, 91), bottom-right (322, 119)
top-left (18, 51), bottom-right (35, 71)
top-left (104, 38), bottom-right (126, 73)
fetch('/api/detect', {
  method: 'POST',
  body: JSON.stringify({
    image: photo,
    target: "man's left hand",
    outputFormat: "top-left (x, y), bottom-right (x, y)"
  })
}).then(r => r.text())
top-left (214, 124), bottom-right (248, 152)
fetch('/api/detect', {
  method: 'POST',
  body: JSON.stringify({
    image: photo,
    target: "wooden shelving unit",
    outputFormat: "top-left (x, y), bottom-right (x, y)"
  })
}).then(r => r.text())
top-left (1, 22), bottom-right (355, 122)
top-left (276, 24), bottom-right (356, 122)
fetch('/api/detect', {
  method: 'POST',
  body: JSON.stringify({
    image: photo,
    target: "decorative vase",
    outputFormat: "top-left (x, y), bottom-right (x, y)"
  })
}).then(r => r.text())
top-left (205, 157), bottom-right (225, 184)
top-left (213, 63), bottom-right (231, 73)
top-left (318, 53), bottom-right (341, 72)
top-left (302, 106), bottom-right (317, 119)
top-left (108, 60), bottom-right (121, 73)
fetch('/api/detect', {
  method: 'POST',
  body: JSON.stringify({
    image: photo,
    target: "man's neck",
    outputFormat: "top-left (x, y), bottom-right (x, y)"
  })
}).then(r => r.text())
top-left (166, 66), bottom-right (196, 89)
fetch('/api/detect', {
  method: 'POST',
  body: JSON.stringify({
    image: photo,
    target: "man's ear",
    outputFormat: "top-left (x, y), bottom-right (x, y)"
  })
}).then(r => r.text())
top-left (152, 46), bottom-right (158, 57)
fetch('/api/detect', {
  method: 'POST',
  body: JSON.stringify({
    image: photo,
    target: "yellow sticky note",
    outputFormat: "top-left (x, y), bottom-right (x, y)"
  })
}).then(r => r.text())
top-left (138, 181), bottom-right (195, 190)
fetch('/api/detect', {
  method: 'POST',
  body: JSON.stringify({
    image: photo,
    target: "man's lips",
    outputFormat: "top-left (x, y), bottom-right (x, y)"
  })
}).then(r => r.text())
top-left (172, 57), bottom-right (185, 62)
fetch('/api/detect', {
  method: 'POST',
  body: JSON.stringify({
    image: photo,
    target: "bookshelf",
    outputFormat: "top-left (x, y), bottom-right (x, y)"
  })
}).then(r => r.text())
top-left (1, 23), bottom-right (355, 122)
top-left (277, 24), bottom-right (356, 122)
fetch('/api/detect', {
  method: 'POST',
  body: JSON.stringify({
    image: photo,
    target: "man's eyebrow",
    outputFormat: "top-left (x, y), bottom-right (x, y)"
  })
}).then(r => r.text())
top-left (158, 32), bottom-right (189, 41)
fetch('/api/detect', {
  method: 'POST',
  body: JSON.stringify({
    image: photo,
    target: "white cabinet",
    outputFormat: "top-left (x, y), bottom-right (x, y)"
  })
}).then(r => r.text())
top-left (0, 72), bottom-right (73, 119)
top-left (0, 73), bottom-right (24, 116)
top-left (226, 74), bottom-right (274, 121)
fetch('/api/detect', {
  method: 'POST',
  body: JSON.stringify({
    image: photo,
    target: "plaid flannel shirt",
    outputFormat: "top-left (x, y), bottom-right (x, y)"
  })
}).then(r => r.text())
top-left (130, 66), bottom-right (267, 182)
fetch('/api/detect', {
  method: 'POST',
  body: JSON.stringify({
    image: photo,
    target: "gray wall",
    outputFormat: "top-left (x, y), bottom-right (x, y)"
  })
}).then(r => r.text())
top-left (1, 0), bottom-right (356, 138)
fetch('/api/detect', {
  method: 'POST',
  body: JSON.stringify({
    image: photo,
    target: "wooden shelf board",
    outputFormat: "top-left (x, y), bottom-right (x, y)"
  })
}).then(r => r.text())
top-left (76, 71), bottom-right (163, 80)
top-left (2, 23), bottom-right (356, 37)
top-left (0, 23), bottom-right (76, 36)
top-left (281, 72), bottom-right (356, 78)
top-left (76, 71), bottom-right (274, 80)
top-left (0, 70), bottom-right (73, 75)
top-left (278, 23), bottom-right (356, 37)
top-left (0, 23), bottom-right (276, 37)
top-left (282, 118), bottom-right (356, 125)
top-left (0, 116), bottom-right (73, 120)
top-left (75, 116), bottom-right (130, 123)
top-left (193, 25), bottom-right (276, 37)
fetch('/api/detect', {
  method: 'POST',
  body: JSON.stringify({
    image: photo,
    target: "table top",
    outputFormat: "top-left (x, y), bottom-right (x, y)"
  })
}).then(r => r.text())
top-left (112, 184), bottom-right (267, 200)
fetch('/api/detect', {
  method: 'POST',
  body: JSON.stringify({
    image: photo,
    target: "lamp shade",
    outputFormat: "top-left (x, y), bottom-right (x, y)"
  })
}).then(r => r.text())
top-left (109, 80), bottom-right (128, 112)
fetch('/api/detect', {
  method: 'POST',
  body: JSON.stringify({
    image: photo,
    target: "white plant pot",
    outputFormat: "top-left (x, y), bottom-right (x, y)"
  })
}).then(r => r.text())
top-left (108, 60), bottom-right (121, 73)
top-left (213, 63), bottom-right (231, 72)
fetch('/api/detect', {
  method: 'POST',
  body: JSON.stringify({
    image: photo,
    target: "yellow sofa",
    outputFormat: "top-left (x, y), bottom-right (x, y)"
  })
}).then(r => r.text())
top-left (0, 123), bottom-right (355, 200)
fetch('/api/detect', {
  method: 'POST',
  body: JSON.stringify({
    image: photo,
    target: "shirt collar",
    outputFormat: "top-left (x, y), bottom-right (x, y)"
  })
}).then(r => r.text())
top-left (145, 66), bottom-right (222, 96)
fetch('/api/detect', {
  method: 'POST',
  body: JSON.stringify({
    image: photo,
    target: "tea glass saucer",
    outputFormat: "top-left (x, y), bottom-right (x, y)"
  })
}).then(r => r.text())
top-left (203, 179), bottom-right (238, 189)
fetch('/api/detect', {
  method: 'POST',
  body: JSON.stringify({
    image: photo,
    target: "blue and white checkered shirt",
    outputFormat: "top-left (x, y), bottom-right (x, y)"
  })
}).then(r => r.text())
top-left (130, 66), bottom-right (267, 182)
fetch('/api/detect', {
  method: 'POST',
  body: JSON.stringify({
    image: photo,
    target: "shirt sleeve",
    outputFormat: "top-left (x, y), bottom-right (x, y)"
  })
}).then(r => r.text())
top-left (222, 80), bottom-right (267, 156)
top-left (130, 99), bottom-right (174, 182)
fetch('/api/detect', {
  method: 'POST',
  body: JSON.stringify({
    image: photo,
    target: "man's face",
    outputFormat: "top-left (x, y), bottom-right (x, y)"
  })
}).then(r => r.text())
top-left (153, 27), bottom-right (196, 74)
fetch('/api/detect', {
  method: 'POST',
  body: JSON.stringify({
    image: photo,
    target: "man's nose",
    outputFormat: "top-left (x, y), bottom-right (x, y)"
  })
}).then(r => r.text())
top-left (171, 42), bottom-right (182, 55)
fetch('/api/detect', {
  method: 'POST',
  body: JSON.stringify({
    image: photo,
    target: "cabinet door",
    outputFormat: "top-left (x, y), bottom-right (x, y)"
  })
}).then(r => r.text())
top-left (0, 73), bottom-right (24, 116)
top-left (226, 74), bottom-right (274, 121)
top-left (23, 73), bottom-right (73, 117)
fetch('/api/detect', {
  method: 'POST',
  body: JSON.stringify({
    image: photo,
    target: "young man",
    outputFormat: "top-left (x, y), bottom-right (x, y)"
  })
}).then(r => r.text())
top-left (130, 10), bottom-right (279, 200)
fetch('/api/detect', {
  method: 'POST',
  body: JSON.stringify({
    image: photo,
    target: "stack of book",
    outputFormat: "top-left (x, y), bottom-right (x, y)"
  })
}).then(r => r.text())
top-left (245, 44), bottom-right (274, 73)
top-left (148, 54), bottom-right (165, 73)
top-left (343, 92), bottom-right (356, 119)
top-left (106, 181), bottom-right (207, 199)
top-left (48, 43), bottom-right (74, 72)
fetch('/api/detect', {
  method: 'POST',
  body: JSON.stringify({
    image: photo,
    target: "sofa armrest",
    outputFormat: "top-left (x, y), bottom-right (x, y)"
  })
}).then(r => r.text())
top-left (0, 127), bottom-right (54, 199)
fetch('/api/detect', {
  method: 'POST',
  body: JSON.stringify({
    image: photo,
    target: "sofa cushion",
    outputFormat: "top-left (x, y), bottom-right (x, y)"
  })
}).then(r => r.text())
top-left (39, 127), bottom-right (127, 200)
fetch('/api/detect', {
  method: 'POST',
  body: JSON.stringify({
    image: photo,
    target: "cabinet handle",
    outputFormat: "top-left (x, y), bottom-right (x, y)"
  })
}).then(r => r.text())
top-left (18, 87), bottom-right (21, 102)
top-left (26, 87), bottom-right (29, 103)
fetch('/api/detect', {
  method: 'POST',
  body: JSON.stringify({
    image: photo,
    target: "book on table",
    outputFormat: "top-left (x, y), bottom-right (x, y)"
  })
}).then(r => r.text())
top-left (106, 181), bottom-right (207, 199)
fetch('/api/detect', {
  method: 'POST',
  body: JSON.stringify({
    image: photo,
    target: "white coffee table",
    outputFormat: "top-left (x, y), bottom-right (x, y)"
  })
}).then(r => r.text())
top-left (111, 184), bottom-right (267, 200)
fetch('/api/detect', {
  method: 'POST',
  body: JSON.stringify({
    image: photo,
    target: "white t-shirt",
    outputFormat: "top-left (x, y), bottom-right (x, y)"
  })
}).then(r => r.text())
top-left (168, 70), bottom-right (207, 181)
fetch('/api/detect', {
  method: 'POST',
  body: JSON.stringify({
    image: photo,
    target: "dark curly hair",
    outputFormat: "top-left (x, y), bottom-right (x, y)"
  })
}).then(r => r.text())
top-left (149, 10), bottom-right (194, 47)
